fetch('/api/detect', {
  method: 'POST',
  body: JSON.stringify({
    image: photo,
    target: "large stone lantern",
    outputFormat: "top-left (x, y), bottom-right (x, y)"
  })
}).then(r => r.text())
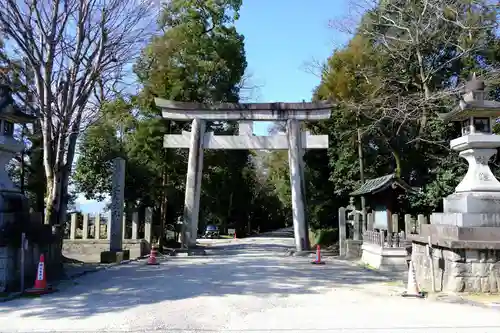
top-left (410, 75), bottom-right (500, 293)
top-left (0, 83), bottom-right (37, 292)
top-left (437, 74), bottom-right (500, 210)
top-left (0, 84), bottom-right (37, 193)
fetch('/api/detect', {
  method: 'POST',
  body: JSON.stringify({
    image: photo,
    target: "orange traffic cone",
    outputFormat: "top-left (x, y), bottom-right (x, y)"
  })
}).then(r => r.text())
top-left (402, 260), bottom-right (425, 298)
top-left (147, 246), bottom-right (160, 265)
top-left (24, 254), bottom-right (55, 295)
top-left (311, 245), bottom-right (325, 265)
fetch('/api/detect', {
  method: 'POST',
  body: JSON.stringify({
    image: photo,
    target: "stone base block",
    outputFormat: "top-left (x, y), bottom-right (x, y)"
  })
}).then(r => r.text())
top-left (188, 248), bottom-right (206, 256)
top-left (346, 240), bottom-right (362, 258)
top-left (443, 192), bottom-right (500, 214)
top-left (411, 240), bottom-right (500, 293)
top-left (431, 212), bottom-right (500, 227)
top-left (361, 243), bottom-right (408, 272)
top-left (100, 250), bottom-right (130, 264)
top-left (415, 224), bottom-right (500, 245)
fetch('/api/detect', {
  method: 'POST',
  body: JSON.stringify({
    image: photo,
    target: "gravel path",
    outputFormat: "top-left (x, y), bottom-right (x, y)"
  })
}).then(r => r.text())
top-left (1, 237), bottom-right (500, 332)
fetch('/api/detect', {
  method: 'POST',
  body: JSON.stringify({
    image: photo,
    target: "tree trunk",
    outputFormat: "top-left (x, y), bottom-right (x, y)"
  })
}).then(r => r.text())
top-left (57, 132), bottom-right (79, 228)
top-left (159, 167), bottom-right (167, 249)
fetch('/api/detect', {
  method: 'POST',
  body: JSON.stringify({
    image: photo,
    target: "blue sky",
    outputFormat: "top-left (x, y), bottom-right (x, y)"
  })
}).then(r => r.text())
top-left (76, 0), bottom-right (351, 213)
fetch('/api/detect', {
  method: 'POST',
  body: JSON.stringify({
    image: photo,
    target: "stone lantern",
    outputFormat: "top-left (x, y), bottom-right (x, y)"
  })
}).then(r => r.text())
top-left (410, 75), bottom-right (500, 294)
top-left (437, 74), bottom-right (500, 202)
top-left (0, 83), bottom-right (37, 292)
top-left (0, 84), bottom-right (37, 193)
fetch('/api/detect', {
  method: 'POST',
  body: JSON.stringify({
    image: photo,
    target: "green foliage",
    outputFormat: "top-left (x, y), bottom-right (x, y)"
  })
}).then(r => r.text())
top-left (311, 228), bottom-right (339, 247)
top-left (74, 0), bottom-right (289, 237)
top-left (302, 0), bottom-right (500, 229)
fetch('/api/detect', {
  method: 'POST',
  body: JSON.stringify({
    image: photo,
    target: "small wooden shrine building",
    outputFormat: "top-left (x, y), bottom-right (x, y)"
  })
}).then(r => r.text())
top-left (350, 174), bottom-right (419, 233)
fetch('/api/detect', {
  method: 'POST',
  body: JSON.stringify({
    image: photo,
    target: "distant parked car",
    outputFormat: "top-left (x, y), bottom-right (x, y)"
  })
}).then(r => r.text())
top-left (203, 225), bottom-right (220, 239)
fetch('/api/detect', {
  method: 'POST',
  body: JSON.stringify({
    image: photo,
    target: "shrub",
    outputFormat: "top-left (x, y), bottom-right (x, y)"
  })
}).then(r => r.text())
top-left (311, 228), bottom-right (338, 247)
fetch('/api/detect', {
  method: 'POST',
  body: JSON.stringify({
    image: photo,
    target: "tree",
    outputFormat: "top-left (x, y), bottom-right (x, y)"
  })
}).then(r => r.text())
top-left (0, 0), bottom-right (156, 225)
top-left (307, 0), bottom-right (500, 221)
top-left (75, 0), bottom-right (259, 242)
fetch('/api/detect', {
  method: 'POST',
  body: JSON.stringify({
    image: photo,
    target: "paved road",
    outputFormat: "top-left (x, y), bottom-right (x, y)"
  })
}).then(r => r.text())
top-left (1, 237), bottom-right (500, 332)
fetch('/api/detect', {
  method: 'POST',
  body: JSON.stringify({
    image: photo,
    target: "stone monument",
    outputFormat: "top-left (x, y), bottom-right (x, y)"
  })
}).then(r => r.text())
top-left (411, 75), bottom-right (500, 293)
top-left (155, 99), bottom-right (333, 251)
top-left (100, 157), bottom-right (129, 263)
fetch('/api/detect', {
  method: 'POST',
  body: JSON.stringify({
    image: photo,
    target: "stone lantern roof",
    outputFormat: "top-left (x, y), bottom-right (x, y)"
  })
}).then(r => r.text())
top-left (0, 84), bottom-right (37, 124)
top-left (438, 74), bottom-right (500, 123)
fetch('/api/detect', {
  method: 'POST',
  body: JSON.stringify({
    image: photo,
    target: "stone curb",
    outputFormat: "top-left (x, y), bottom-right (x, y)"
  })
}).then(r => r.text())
top-left (0, 254), bottom-right (151, 303)
top-left (286, 249), bottom-right (339, 257)
top-left (336, 258), bottom-right (500, 310)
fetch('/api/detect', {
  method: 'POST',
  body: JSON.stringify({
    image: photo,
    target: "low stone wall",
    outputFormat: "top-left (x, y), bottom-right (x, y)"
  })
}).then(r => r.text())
top-left (411, 241), bottom-right (500, 293)
top-left (361, 243), bottom-right (408, 271)
top-left (63, 239), bottom-right (150, 261)
top-left (346, 240), bottom-right (362, 258)
top-left (0, 241), bottom-right (60, 292)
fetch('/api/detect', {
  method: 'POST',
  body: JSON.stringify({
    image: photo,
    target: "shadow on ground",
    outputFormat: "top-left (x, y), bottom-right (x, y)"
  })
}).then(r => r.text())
top-left (0, 246), bottom-right (394, 321)
top-left (254, 227), bottom-right (294, 238)
top-left (204, 242), bottom-right (292, 255)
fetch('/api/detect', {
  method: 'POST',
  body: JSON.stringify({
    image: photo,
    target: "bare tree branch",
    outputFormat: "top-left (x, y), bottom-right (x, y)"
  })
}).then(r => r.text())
top-left (0, 0), bottom-right (157, 224)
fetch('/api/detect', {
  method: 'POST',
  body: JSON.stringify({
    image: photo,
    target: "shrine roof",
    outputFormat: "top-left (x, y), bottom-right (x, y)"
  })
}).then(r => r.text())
top-left (349, 174), bottom-right (420, 196)
top-left (155, 98), bottom-right (334, 120)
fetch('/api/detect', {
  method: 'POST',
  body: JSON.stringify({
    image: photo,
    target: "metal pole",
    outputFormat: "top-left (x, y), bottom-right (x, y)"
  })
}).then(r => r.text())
top-left (20, 233), bottom-right (26, 292)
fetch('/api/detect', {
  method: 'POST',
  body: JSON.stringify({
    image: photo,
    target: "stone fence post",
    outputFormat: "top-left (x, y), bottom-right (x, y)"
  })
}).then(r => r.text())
top-left (106, 211), bottom-right (112, 240)
top-left (82, 213), bottom-right (89, 239)
top-left (353, 213), bottom-right (362, 240)
top-left (144, 207), bottom-right (153, 244)
top-left (132, 212), bottom-right (139, 239)
top-left (70, 214), bottom-right (77, 240)
top-left (94, 214), bottom-right (101, 240)
top-left (338, 207), bottom-right (346, 256)
top-left (391, 214), bottom-right (399, 233)
top-left (417, 214), bottom-right (428, 234)
top-left (367, 212), bottom-right (374, 231)
top-left (404, 214), bottom-right (413, 235)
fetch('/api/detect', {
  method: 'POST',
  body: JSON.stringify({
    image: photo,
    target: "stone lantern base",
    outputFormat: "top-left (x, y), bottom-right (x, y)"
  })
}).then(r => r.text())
top-left (410, 224), bottom-right (500, 293)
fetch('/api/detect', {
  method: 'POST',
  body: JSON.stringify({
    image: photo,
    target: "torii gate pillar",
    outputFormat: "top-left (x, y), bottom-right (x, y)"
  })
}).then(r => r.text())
top-left (156, 99), bottom-right (333, 251)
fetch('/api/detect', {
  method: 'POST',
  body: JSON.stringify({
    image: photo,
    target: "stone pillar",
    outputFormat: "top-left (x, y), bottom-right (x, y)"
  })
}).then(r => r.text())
top-left (417, 214), bottom-right (427, 234)
top-left (82, 213), bottom-right (89, 240)
top-left (132, 212), bottom-right (139, 239)
top-left (183, 119), bottom-right (205, 247)
top-left (353, 213), bottom-right (362, 240)
top-left (144, 207), bottom-right (153, 244)
top-left (106, 212), bottom-right (111, 240)
top-left (94, 214), bottom-right (101, 239)
top-left (338, 207), bottom-right (346, 256)
top-left (287, 119), bottom-right (307, 251)
top-left (70, 213), bottom-right (77, 240)
top-left (110, 157), bottom-right (125, 252)
top-left (298, 133), bottom-right (310, 249)
top-left (122, 215), bottom-right (127, 240)
top-left (391, 214), bottom-right (399, 233)
top-left (404, 214), bottom-right (413, 235)
top-left (367, 213), bottom-right (375, 231)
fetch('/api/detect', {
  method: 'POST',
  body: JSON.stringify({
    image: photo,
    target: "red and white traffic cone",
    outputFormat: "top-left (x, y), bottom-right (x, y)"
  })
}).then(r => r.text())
top-left (147, 246), bottom-right (160, 265)
top-left (311, 245), bottom-right (325, 265)
top-left (24, 254), bottom-right (55, 295)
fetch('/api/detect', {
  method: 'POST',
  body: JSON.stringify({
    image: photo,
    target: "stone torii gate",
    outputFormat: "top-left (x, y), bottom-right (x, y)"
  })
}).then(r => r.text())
top-left (155, 99), bottom-right (332, 251)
